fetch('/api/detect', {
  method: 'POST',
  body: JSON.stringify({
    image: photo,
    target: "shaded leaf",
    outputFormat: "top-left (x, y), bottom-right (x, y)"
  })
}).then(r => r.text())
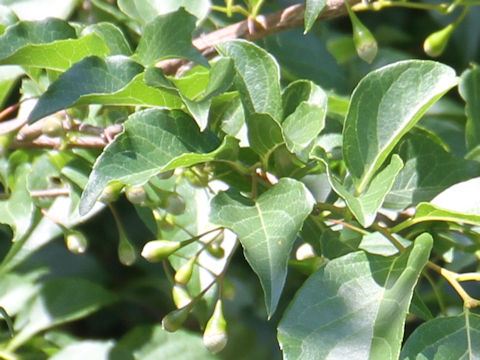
top-left (393, 177), bottom-right (480, 231)
top-left (281, 80), bottom-right (327, 155)
top-left (343, 60), bottom-right (457, 193)
top-left (9, 278), bottom-right (116, 351)
top-left (80, 109), bottom-right (238, 214)
top-left (459, 64), bottom-right (480, 151)
top-left (0, 163), bottom-right (34, 242)
top-left (117, 324), bottom-right (217, 360)
top-left (384, 130), bottom-right (480, 210)
top-left (217, 40), bottom-right (283, 121)
top-left (145, 58), bottom-right (235, 130)
top-left (28, 56), bottom-right (154, 123)
top-left (133, 8), bottom-right (207, 67)
top-left (400, 310), bottom-right (480, 359)
top-left (210, 178), bottom-right (314, 317)
top-left (278, 233), bottom-right (433, 360)
top-left (246, 113), bottom-right (284, 161)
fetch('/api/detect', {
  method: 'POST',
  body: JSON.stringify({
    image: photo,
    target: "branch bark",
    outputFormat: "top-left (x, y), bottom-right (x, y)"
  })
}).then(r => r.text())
top-left (3, 0), bottom-right (358, 149)
top-left (158, 0), bottom-right (359, 75)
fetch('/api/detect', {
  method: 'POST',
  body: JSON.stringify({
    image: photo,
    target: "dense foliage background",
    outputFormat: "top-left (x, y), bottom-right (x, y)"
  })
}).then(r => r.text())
top-left (1, 0), bottom-right (480, 359)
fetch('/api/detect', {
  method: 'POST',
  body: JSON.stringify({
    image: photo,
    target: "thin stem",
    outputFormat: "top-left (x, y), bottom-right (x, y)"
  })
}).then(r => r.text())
top-left (326, 218), bottom-right (369, 235)
top-left (211, 4), bottom-right (251, 17)
top-left (455, 272), bottom-right (480, 282)
top-left (427, 262), bottom-right (480, 309)
top-left (371, 223), bottom-right (406, 252)
top-left (353, 0), bottom-right (448, 12)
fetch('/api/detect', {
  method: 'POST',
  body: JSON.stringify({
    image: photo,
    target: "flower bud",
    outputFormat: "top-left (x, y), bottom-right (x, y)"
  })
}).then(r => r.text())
top-left (164, 194), bottom-right (186, 215)
top-left (172, 284), bottom-right (192, 308)
top-left (203, 300), bottom-right (228, 354)
top-left (65, 231), bottom-right (88, 254)
top-left (141, 240), bottom-right (181, 262)
top-left (347, 5), bottom-right (377, 63)
top-left (118, 232), bottom-right (136, 266)
top-left (174, 257), bottom-right (195, 285)
top-left (206, 243), bottom-right (225, 259)
top-left (423, 24), bottom-right (454, 57)
top-left (42, 117), bottom-right (64, 137)
top-left (125, 186), bottom-right (147, 205)
top-left (99, 182), bottom-right (124, 204)
top-left (157, 169), bottom-right (174, 179)
top-left (162, 305), bottom-right (192, 332)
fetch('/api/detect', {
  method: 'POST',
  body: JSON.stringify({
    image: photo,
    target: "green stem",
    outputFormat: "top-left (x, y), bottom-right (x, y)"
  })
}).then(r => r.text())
top-left (371, 223), bottom-right (406, 252)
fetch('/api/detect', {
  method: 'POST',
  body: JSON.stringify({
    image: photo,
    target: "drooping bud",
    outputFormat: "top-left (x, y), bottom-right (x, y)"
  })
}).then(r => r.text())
top-left (141, 240), bottom-right (181, 262)
top-left (423, 24), bottom-right (454, 57)
top-left (164, 193), bottom-right (186, 215)
top-left (162, 305), bottom-right (192, 332)
top-left (174, 257), bottom-right (196, 285)
top-left (98, 182), bottom-right (124, 204)
top-left (118, 231), bottom-right (136, 266)
top-left (346, 4), bottom-right (378, 63)
top-left (65, 231), bottom-right (88, 254)
top-left (125, 186), bottom-right (147, 206)
top-left (172, 284), bottom-right (192, 308)
top-left (206, 243), bottom-right (225, 259)
top-left (203, 300), bottom-right (228, 354)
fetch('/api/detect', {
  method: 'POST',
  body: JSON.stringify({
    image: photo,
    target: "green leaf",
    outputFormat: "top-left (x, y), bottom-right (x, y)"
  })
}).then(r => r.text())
top-left (133, 8), bottom-right (207, 67)
top-left (0, 33), bottom-right (110, 70)
top-left (118, 0), bottom-right (211, 25)
top-left (281, 80), bottom-right (327, 156)
top-left (0, 0), bottom-right (78, 21)
top-left (28, 56), bottom-right (145, 123)
top-left (313, 148), bottom-right (403, 227)
top-left (145, 57), bottom-right (235, 130)
top-left (343, 60), bottom-right (457, 193)
top-left (246, 113), bottom-right (284, 161)
top-left (117, 325), bottom-right (217, 360)
top-left (217, 40), bottom-right (283, 121)
top-left (384, 130), bottom-right (480, 210)
top-left (459, 64), bottom-right (480, 151)
top-left (79, 109), bottom-right (238, 214)
top-left (393, 177), bottom-right (480, 231)
top-left (400, 310), bottom-right (480, 359)
top-left (82, 22), bottom-right (132, 55)
top-left (0, 65), bottom-right (24, 108)
top-left (0, 163), bottom-right (34, 242)
top-left (304, 0), bottom-right (326, 34)
top-left (210, 178), bottom-right (314, 317)
top-left (8, 278), bottom-right (116, 351)
top-left (278, 233), bottom-right (433, 360)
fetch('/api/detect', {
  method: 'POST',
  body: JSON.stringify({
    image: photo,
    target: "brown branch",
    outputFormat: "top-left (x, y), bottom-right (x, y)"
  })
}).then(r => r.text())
top-left (158, 0), bottom-right (360, 75)
top-left (4, 1), bottom-right (358, 150)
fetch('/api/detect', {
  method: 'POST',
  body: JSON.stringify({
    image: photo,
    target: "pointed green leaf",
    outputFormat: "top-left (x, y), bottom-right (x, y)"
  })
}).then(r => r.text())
top-left (246, 113), bottom-right (284, 161)
top-left (0, 33), bottom-right (110, 71)
top-left (82, 22), bottom-right (132, 55)
top-left (0, 164), bottom-right (34, 242)
top-left (343, 60), bottom-right (457, 193)
top-left (118, 0), bottom-right (211, 25)
top-left (133, 8), bottom-right (207, 67)
top-left (281, 80), bottom-right (327, 155)
top-left (304, 0), bottom-right (326, 33)
top-left (28, 56), bottom-right (181, 123)
top-left (217, 40), bottom-right (283, 121)
top-left (393, 177), bottom-right (480, 231)
top-left (79, 109), bottom-right (238, 214)
top-left (459, 64), bottom-right (480, 151)
top-left (385, 130), bottom-right (480, 210)
top-left (145, 58), bottom-right (235, 130)
top-left (8, 278), bottom-right (116, 351)
top-left (0, 19), bottom-right (75, 59)
top-left (278, 233), bottom-right (433, 360)
top-left (313, 148), bottom-right (403, 227)
top-left (210, 178), bottom-right (315, 317)
top-left (400, 310), bottom-right (480, 359)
